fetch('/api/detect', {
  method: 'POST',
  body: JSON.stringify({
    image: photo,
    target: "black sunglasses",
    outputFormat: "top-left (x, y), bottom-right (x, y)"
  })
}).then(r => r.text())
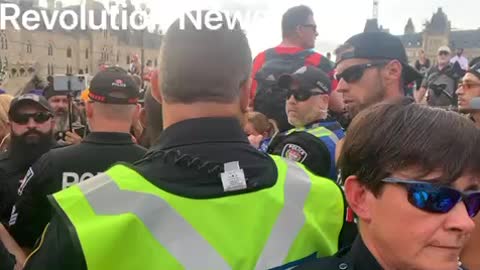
top-left (439, 51), bottom-right (450, 56)
top-left (335, 61), bottom-right (388, 84)
top-left (10, 112), bottom-right (53, 124)
top-left (286, 89), bottom-right (325, 102)
top-left (382, 177), bottom-right (480, 218)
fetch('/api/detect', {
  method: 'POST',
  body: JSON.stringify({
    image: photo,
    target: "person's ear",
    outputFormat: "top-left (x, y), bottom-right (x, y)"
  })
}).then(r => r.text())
top-left (344, 175), bottom-right (373, 223)
top-left (320, 94), bottom-right (329, 107)
top-left (85, 102), bottom-right (94, 118)
top-left (139, 107), bottom-right (147, 128)
top-left (239, 78), bottom-right (252, 114)
top-left (383, 60), bottom-right (403, 83)
top-left (133, 103), bottom-right (141, 122)
top-left (151, 69), bottom-right (163, 105)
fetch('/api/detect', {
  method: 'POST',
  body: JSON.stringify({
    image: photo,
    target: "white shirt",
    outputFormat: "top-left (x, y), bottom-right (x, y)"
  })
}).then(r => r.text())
top-left (450, 55), bottom-right (469, 70)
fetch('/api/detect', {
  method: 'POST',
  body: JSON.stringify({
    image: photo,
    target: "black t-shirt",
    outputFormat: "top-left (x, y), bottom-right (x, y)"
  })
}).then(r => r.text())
top-left (22, 118), bottom-right (352, 270)
top-left (8, 132), bottom-right (146, 249)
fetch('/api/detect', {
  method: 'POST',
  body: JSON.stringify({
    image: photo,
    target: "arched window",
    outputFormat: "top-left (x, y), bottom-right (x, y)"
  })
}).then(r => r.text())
top-left (85, 48), bottom-right (89, 59)
top-left (0, 32), bottom-right (7, 50)
top-left (28, 67), bottom-right (35, 74)
top-left (85, 65), bottom-right (89, 74)
top-left (48, 44), bottom-right (53, 56)
top-left (48, 64), bottom-right (54, 75)
top-left (67, 47), bottom-right (72, 58)
top-left (11, 68), bottom-right (17, 77)
top-left (19, 68), bottom-right (25, 76)
top-left (154, 59), bottom-right (158, 67)
top-left (126, 55), bottom-right (130, 65)
top-left (116, 53), bottom-right (120, 63)
top-left (26, 41), bottom-right (32, 54)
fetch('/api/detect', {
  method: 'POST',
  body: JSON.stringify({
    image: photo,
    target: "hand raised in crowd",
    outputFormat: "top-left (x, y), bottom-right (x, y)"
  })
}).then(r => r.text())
top-left (65, 131), bottom-right (82, 145)
top-left (248, 134), bottom-right (264, 148)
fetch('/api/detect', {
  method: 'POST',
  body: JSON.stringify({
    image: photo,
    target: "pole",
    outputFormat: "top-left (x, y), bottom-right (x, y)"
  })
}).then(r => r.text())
top-left (141, 27), bottom-right (145, 90)
top-left (67, 77), bottom-right (73, 132)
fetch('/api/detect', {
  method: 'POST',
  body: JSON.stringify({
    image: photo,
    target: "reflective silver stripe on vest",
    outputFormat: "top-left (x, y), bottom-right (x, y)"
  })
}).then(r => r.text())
top-left (328, 132), bottom-right (340, 144)
top-left (78, 174), bottom-right (231, 269)
top-left (254, 159), bottom-right (312, 270)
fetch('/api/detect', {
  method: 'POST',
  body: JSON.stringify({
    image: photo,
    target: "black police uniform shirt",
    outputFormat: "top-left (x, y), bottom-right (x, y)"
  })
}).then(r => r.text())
top-left (8, 132), bottom-right (147, 249)
top-left (0, 141), bottom-right (59, 225)
top-left (295, 235), bottom-right (468, 270)
top-left (267, 118), bottom-right (344, 180)
top-left (22, 117), bottom-right (352, 270)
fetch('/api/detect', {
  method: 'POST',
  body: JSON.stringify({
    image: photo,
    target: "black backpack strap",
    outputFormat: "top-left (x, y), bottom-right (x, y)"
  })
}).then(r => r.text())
top-left (264, 48), bottom-right (277, 59)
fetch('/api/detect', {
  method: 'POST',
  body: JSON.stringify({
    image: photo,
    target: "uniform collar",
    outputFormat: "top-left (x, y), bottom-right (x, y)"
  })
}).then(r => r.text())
top-left (293, 117), bottom-right (339, 130)
top-left (347, 236), bottom-right (383, 269)
top-left (154, 117), bottom-right (249, 150)
top-left (83, 132), bottom-right (134, 145)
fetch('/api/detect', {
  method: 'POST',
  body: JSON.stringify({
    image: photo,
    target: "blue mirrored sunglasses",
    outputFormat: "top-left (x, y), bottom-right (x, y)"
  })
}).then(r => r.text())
top-left (381, 177), bottom-right (480, 218)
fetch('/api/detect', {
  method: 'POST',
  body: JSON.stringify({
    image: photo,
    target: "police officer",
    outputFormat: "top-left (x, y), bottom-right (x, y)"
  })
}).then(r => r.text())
top-left (8, 67), bottom-right (147, 252)
top-left (0, 94), bottom-right (57, 223)
top-left (295, 99), bottom-right (478, 270)
top-left (264, 66), bottom-right (344, 180)
top-left (23, 11), bottom-right (347, 270)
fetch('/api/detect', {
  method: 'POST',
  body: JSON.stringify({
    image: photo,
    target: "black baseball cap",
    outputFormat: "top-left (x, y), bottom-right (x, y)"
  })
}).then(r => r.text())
top-left (468, 62), bottom-right (480, 80)
top-left (9, 94), bottom-right (53, 116)
top-left (336, 31), bottom-right (422, 84)
top-left (278, 66), bottom-right (332, 94)
top-left (88, 67), bottom-right (139, 104)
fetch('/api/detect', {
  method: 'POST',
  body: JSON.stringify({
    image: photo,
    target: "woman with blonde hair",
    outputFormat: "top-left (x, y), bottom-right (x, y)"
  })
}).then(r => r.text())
top-left (0, 94), bottom-right (14, 152)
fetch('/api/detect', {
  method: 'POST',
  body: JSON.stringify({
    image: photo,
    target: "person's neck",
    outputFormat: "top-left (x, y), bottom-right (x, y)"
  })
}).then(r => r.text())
top-left (359, 228), bottom-right (399, 270)
top-left (162, 102), bottom-right (243, 129)
top-left (88, 121), bottom-right (131, 134)
top-left (297, 114), bottom-right (328, 128)
top-left (438, 63), bottom-right (447, 70)
top-left (279, 39), bottom-right (303, 49)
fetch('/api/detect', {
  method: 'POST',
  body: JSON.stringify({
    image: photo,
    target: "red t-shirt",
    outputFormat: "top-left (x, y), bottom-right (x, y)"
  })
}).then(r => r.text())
top-left (250, 46), bottom-right (337, 103)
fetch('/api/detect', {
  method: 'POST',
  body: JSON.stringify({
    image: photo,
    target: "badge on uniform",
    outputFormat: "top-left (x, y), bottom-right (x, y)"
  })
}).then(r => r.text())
top-left (220, 161), bottom-right (247, 192)
top-left (281, 144), bottom-right (308, 163)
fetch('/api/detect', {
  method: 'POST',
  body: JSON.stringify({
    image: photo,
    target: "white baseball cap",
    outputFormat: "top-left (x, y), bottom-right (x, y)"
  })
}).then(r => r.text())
top-left (438, 46), bottom-right (451, 54)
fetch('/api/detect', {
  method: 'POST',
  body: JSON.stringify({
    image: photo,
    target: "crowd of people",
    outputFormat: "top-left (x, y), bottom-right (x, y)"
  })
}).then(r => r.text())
top-left (0, 4), bottom-right (479, 270)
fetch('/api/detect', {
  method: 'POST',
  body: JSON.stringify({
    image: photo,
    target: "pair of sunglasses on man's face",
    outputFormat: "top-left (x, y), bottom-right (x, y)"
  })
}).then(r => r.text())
top-left (334, 61), bottom-right (388, 84)
top-left (382, 177), bottom-right (480, 218)
top-left (286, 89), bottom-right (326, 102)
top-left (10, 112), bottom-right (53, 125)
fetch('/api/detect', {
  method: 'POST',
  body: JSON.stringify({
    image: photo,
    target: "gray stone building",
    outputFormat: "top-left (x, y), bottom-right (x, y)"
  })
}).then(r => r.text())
top-left (0, 0), bottom-right (163, 93)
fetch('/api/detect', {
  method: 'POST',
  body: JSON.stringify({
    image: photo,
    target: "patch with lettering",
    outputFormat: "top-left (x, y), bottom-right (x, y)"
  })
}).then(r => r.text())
top-left (281, 143), bottom-right (308, 163)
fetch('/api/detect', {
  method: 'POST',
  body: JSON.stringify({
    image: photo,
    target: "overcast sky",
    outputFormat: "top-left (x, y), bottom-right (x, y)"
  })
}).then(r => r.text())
top-left (40, 0), bottom-right (480, 55)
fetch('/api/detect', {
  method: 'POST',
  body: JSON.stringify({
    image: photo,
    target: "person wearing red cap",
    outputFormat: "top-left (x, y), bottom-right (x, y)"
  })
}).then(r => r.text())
top-left (7, 67), bottom-right (147, 255)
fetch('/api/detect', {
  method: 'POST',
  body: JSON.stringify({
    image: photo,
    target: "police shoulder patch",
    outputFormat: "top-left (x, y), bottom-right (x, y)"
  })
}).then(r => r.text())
top-left (281, 143), bottom-right (308, 163)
